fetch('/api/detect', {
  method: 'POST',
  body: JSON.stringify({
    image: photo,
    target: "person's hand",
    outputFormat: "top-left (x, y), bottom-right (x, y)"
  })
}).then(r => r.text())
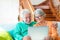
top-left (44, 36), bottom-right (53, 40)
top-left (23, 36), bottom-right (31, 40)
top-left (44, 36), bottom-right (50, 40)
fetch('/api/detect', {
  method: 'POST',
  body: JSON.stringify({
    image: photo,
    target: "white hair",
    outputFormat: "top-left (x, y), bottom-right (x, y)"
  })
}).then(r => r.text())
top-left (20, 9), bottom-right (30, 18)
top-left (34, 9), bottom-right (46, 17)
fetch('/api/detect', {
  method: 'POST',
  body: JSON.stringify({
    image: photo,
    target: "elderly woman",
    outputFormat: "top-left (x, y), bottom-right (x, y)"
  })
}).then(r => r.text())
top-left (34, 9), bottom-right (58, 40)
top-left (13, 9), bottom-right (36, 40)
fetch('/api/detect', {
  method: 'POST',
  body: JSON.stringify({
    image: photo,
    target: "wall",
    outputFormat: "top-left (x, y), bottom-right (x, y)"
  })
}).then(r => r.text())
top-left (0, 0), bottom-right (19, 24)
top-left (30, 0), bottom-right (46, 5)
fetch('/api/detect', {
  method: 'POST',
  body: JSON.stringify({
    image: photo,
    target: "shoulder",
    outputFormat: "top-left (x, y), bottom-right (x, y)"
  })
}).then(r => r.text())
top-left (14, 22), bottom-right (24, 30)
top-left (15, 21), bottom-right (24, 28)
top-left (46, 21), bottom-right (55, 24)
top-left (47, 21), bottom-right (57, 24)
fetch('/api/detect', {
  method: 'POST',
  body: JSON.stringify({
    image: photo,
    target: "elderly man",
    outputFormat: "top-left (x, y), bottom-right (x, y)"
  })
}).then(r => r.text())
top-left (13, 9), bottom-right (36, 40)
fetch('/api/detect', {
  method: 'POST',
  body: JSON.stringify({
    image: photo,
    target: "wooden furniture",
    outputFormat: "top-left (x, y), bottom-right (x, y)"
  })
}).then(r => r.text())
top-left (19, 0), bottom-right (60, 21)
top-left (49, 0), bottom-right (60, 21)
top-left (33, 0), bottom-right (56, 21)
top-left (19, 0), bottom-right (35, 21)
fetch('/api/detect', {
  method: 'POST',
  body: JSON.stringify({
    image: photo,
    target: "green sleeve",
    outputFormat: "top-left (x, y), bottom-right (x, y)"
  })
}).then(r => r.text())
top-left (14, 23), bottom-right (23, 40)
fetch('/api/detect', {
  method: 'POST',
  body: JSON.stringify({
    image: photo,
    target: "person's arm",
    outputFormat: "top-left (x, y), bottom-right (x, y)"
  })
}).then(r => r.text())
top-left (51, 22), bottom-right (58, 39)
top-left (14, 23), bottom-right (23, 40)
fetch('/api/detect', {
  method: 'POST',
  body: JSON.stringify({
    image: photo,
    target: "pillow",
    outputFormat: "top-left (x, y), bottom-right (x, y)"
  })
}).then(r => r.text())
top-left (0, 28), bottom-right (13, 40)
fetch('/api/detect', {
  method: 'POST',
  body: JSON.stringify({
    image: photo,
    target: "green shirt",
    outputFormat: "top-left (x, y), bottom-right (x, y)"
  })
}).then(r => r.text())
top-left (14, 21), bottom-right (36, 40)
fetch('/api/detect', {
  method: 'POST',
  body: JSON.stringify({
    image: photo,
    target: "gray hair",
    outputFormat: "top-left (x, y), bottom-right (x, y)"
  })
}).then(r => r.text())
top-left (34, 9), bottom-right (46, 17)
top-left (20, 9), bottom-right (30, 18)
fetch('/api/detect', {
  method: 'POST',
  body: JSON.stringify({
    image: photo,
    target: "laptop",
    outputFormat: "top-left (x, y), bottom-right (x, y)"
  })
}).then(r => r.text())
top-left (28, 26), bottom-right (48, 40)
top-left (57, 22), bottom-right (60, 36)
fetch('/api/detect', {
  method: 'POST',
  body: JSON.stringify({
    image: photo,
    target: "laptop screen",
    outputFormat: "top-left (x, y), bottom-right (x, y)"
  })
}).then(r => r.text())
top-left (28, 26), bottom-right (48, 40)
top-left (57, 22), bottom-right (60, 36)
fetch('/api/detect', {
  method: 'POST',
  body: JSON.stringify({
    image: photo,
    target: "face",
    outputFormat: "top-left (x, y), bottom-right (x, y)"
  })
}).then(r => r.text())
top-left (35, 14), bottom-right (44, 23)
top-left (23, 13), bottom-right (31, 24)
